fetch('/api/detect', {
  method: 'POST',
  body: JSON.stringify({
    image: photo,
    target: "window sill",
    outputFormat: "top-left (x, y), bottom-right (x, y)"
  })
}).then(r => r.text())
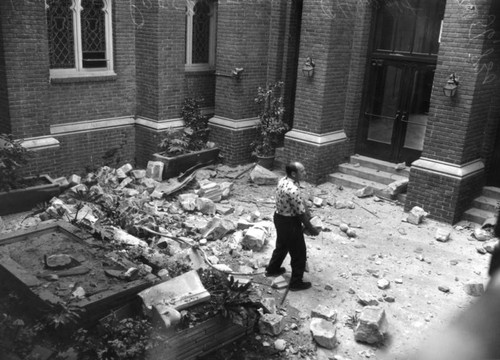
top-left (184, 65), bottom-right (215, 74)
top-left (49, 70), bottom-right (117, 84)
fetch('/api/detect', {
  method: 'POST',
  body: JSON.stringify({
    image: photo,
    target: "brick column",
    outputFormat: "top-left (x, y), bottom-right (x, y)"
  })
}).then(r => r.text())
top-left (135, 2), bottom-right (186, 167)
top-left (405, 0), bottom-right (500, 223)
top-left (209, 1), bottom-right (274, 165)
top-left (0, 1), bottom-right (50, 138)
top-left (279, 0), bottom-right (371, 182)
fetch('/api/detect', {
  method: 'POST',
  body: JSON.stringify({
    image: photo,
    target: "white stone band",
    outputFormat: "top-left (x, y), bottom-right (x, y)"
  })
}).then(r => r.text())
top-left (285, 129), bottom-right (347, 146)
top-left (209, 116), bottom-right (260, 130)
top-left (411, 157), bottom-right (484, 179)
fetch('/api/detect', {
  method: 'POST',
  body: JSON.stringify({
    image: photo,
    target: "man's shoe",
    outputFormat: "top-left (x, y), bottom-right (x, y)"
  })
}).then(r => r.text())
top-left (265, 267), bottom-right (286, 277)
top-left (289, 281), bottom-right (312, 291)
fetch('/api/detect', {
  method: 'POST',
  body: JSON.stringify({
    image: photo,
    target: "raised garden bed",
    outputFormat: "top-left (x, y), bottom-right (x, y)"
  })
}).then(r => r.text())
top-left (0, 174), bottom-right (60, 216)
top-left (0, 221), bottom-right (157, 326)
top-left (148, 314), bottom-right (253, 360)
top-left (153, 147), bottom-right (220, 179)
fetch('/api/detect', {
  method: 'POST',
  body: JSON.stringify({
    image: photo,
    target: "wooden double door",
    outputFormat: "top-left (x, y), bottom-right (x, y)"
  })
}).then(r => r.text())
top-left (357, 0), bottom-right (445, 165)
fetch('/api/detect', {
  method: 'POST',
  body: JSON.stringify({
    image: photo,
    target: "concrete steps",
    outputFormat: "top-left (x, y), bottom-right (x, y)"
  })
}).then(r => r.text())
top-left (328, 155), bottom-right (409, 200)
top-left (463, 186), bottom-right (500, 225)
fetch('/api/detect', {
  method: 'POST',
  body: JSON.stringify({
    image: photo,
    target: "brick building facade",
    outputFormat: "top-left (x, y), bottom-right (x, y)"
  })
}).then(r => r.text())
top-left (1, 0), bottom-right (499, 224)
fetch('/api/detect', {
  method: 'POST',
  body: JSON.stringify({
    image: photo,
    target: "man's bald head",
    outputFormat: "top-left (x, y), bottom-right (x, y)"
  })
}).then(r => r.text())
top-left (286, 162), bottom-right (306, 181)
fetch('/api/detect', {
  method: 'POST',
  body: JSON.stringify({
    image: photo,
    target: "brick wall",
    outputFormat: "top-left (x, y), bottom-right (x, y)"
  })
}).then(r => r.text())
top-left (0, 15), bottom-right (9, 134)
top-left (0, 1), bottom-right (50, 138)
top-left (214, 2), bottom-right (271, 120)
top-left (185, 72), bottom-right (216, 108)
top-left (405, 0), bottom-right (498, 223)
top-left (281, 138), bottom-right (347, 183)
top-left (209, 124), bottom-right (256, 165)
top-left (405, 168), bottom-right (484, 224)
top-left (21, 127), bottom-right (136, 179)
top-left (135, 126), bottom-right (163, 169)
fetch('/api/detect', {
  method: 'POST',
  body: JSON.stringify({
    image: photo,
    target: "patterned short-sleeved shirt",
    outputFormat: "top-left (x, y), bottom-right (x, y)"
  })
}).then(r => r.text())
top-left (275, 176), bottom-right (305, 216)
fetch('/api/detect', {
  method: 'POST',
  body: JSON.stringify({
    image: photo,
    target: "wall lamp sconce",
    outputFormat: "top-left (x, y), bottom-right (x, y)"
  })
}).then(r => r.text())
top-left (302, 57), bottom-right (315, 78)
top-left (443, 73), bottom-right (459, 97)
top-left (231, 67), bottom-right (244, 80)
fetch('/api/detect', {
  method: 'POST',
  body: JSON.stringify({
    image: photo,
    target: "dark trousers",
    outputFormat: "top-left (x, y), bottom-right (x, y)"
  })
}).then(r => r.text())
top-left (266, 212), bottom-right (306, 285)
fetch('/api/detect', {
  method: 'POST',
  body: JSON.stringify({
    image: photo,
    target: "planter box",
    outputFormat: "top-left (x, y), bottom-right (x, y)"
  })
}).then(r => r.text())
top-left (153, 147), bottom-right (220, 180)
top-left (0, 221), bottom-right (157, 326)
top-left (148, 314), bottom-right (253, 360)
top-left (0, 174), bottom-right (60, 216)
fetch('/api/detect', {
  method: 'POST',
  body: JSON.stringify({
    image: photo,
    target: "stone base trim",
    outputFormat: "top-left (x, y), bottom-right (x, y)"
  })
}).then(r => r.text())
top-left (411, 157), bottom-right (484, 180)
top-left (135, 116), bottom-right (184, 131)
top-left (285, 129), bottom-right (347, 147)
top-left (51, 116), bottom-right (135, 136)
top-left (209, 116), bottom-right (259, 131)
top-left (21, 136), bottom-right (60, 151)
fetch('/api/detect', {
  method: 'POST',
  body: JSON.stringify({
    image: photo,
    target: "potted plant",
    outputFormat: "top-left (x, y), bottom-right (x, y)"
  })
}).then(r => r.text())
top-left (153, 98), bottom-right (220, 179)
top-left (0, 134), bottom-right (60, 216)
top-left (251, 81), bottom-right (289, 169)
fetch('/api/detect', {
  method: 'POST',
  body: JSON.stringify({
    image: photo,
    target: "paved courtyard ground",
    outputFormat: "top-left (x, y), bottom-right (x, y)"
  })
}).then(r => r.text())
top-left (0, 165), bottom-right (495, 360)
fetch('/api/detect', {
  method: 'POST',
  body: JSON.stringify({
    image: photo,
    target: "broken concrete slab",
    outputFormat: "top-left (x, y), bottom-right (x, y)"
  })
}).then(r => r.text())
top-left (258, 313), bottom-right (285, 336)
top-left (310, 318), bottom-right (337, 349)
top-left (112, 227), bottom-right (148, 248)
top-left (354, 306), bottom-right (388, 344)
top-left (131, 169), bottom-right (147, 179)
top-left (261, 297), bottom-right (277, 314)
top-left (138, 270), bottom-right (210, 313)
top-left (68, 174), bottom-right (82, 186)
top-left (118, 163), bottom-right (133, 175)
top-left (250, 165), bottom-right (279, 185)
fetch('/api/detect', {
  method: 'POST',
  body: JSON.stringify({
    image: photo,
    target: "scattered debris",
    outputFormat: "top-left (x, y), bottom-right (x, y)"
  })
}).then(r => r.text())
top-left (258, 313), bottom-right (285, 336)
top-left (435, 228), bottom-right (451, 242)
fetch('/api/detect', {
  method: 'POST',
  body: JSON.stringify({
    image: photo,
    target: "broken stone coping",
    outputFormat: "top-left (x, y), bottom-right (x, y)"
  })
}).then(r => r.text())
top-left (0, 220), bottom-right (157, 324)
top-left (139, 270), bottom-right (211, 315)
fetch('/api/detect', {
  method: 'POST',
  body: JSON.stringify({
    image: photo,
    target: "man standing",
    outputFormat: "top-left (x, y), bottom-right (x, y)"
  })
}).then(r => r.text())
top-left (265, 162), bottom-right (319, 291)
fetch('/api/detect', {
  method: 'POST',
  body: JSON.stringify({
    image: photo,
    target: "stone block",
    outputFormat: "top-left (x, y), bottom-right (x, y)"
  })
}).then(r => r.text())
top-left (261, 297), bottom-right (277, 314)
top-left (152, 304), bottom-right (181, 330)
top-left (118, 163), bottom-right (133, 175)
top-left (250, 165), bottom-right (279, 185)
top-left (311, 305), bottom-right (337, 322)
top-left (464, 283), bottom-right (484, 297)
top-left (435, 228), bottom-right (451, 242)
top-left (354, 306), bottom-right (388, 344)
top-left (196, 197), bottom-right (216, 215)
top-left (179, 193), bottom-right (199, 211)
top-left (216, 204), bottom-right (234, 215)
top-left (310, 318), bottom-right (337, 349)
top-left (201, 217), bottom-right (236, 240)
top-left (357, 292), bottom-right (379, 306)
top-left (355, 186), bottom-right (374, 198)
top-left (131, 169), bottom-right (147, 179)
top-left (68, 174), bottom-right (82, 186)
top-left (139, 270), bottom-right (210, 313)
top-left (53, 176), bottom-right (70, 188)
top-left (258, 313), bottom-right (285, 336)
top-left (242, 225), bottom-right (268, 251)
top-left (146, 161), bottom-right (164, 182)
top-left (407, 206), bottom-right (428, 225)
top-left (271, 276), bottom-right (288, 289)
